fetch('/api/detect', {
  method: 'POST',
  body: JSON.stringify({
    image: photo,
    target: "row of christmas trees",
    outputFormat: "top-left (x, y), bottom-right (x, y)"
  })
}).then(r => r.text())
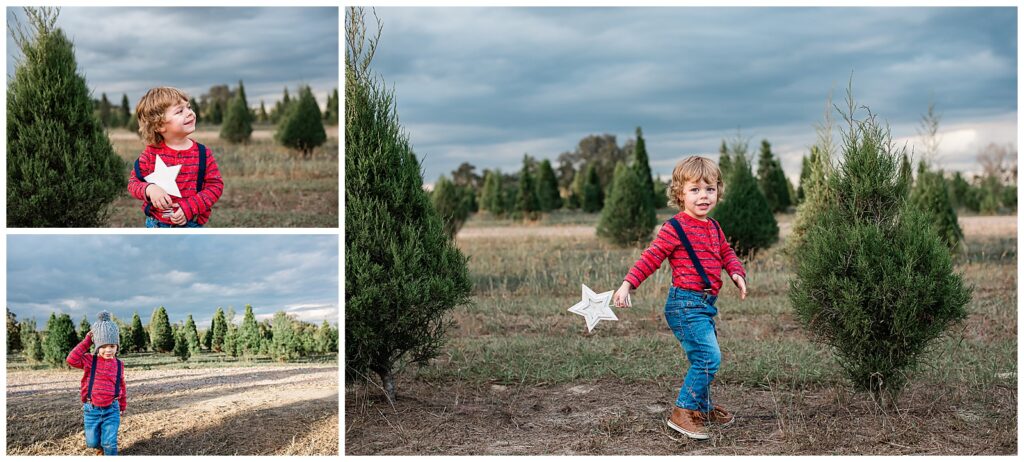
top-left (7, 305), bottom-right (338, 365)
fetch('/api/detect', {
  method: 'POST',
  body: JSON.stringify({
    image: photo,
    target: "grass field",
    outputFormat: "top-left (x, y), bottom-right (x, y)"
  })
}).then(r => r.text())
top-left (7, 352), bottom-right (338, 455)
top-left (345, 211), bottom-right (1017, 455)
top-left (103, 126), bottom-right (338, 228)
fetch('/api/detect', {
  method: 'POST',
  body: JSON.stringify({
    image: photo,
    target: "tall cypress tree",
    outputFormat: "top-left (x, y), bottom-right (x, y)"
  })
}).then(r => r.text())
top-left (276, 85), bottom-right (327, 158)
top-left (238, 304), bottom-right (260, 355)
top-left (711, 153), bottom-right (778, 255)
top-left (345, 7), bottom-right (472, 404)
top-left (119, 94), bottom-right (131, 128)
top-left (149, 306), bottom-right (174, 353)
top-left (43, 313), bottom-right (77, 367)
top-left (184, 314), bottom-right (201, 355)
top-left (911, 165), bottom-right (963, 253)
top-left (220, 81), bottom-right (253, 143)
top-left (597, 162), bottom-right (656, 246)
top-left (7, 309), bottom-right (23, 352)
top-left (211, 307), bottom-right (227, 352)
top-left (790, 88), bottom-right (971, 404)
top-left (535, 159), bottom-right (561, 212)
top-left (718, 139), bottom-right (732, 180)
top-left (480, 169), bottom-right (504, 215)
top-left (756, 140), bottom-right (792, 212)
top-left (173, 326), bottom-right (191, 361)
top-left (21, 318), bottom-right (44, 363)
top-left (581, 163), bottom-right (603, 213)
top-left (515, 155), bottom-right (540, 218)
top-left (130, 312), bottom-right (148, 353)
top-left (631, 127), bottom-right (657, 213)
top-left (7, 8), bottom-right (126, 227)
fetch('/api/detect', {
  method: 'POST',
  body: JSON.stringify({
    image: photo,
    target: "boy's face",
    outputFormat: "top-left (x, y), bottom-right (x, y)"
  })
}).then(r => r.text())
top-left (681, 179), bottom-right (718, 220)
top-left (97, 344), bottom-right (118, 359)
top-left (158, 99), bottom-right (196, 140)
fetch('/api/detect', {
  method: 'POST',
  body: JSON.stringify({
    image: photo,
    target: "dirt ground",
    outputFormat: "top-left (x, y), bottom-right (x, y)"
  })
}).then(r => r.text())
top-left (8, 365), bottom-right (338, 455)
top-left (345, 375), bottom-right (1016, 455)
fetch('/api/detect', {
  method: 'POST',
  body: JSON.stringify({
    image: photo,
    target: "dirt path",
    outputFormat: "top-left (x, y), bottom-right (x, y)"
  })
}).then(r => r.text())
top-left (345, 377), bottom-right (1015, 455)
top-left (458, 215), bottom-right (1016, 240)
top-left (7, 365), bottom-right (338, 455)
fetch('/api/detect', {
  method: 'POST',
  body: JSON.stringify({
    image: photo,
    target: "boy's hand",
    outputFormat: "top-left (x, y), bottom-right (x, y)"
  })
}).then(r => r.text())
top-left (146, 184), bottom-right (172, 210)
top-left (732, 274), bottom-right (748, 300)
top-left (612, 281), bottom-right (633, 308)
top-left (169, 204), bottom-right (186, 225)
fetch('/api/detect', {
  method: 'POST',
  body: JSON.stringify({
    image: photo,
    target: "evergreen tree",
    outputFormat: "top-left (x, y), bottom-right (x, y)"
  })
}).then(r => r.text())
top-left (316, 320), bottom-right (338, 354)
top-left (78, 315), bottom-right (90, 342)
top-left (20, 318), bottom-right (44, 363)
top-left (535, 159), bottom-right (561, 212)
top-left (7, 309), bottom-right (23, 352)
top-left (148, 306), bottom-right (174, 353)
top-left (346, 7), bottom-right (473, 403)
top-left (220, 83), bottom-right (253, 143)
top-left (756, 140), bottom-right (792, 212)
top-left (211, 307), bottom-right (227, 352)
top-left (173, 326), bottom-right (190, 361)
top-left (258, 101), bottom-right (268, 123)
top-left (718, 139), bottom-right (732, 180)
top-left (43, 312), bottom-right (77, 367)
top-left (597, 162), bottom-right (657, 246)
top-left (711, 153), bottom-right (778, 255)
top-left (98, 93), bottom-right (112, 127)
top-left (276, 85), bottom-right (327, 158)
top-left (432, 175), bottom-right (470, 238)
top-left (184, 314), bottom-right (201, 356)
top-left (202, 327), bottom-right (213, 351)
top-left (652, 177), bottom-right (668, 209)
top-left (128, 109), bottom-right (139, 136)
top-left (480, 169), bottom-right (504, 215)
top-left (631, 127), bottom-right (658, 211)
top-left (224, 321), bottom-right (239, 358)
top-left (189, 97), bottom-right (201, 125)
top-left (130, 312), bottom-right (147, 353)
top-left (210, 99), bottom-right (224, 125)
top-left (325, 87), bottom-right (340, 125)
top-left (271, 311), bottom-right (298, 361)
top-left (7, 8), bottom-right (126, 227)
top-left (911, 167), bottom-right (963, 253)
top-left (948, 172), bottom-right (977, 212)
top-left (581, 163), bottom-right (603, 213)
top-left (568, 167), bottom-right (587, 210)
top-left (790, 88), bottom-right (971, 404)
top-left (238, 304), bottom-right (260, 355)
top-left (514, 155), bottom-right (540, 218)
top-left (796, 147), bottom-right (819, 204)
top-left (120, 94), bottom-right (131, 128)
top-left (117, 318), bottom-right (135, 355)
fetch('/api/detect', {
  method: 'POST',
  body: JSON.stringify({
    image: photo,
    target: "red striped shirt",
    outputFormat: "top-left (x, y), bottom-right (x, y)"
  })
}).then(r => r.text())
top-left (624, 212), bottom-right (746, 296)
top-left (66, 336), bottom-right (127, 411)
top-left (127, 139), bottom-right (224, 225)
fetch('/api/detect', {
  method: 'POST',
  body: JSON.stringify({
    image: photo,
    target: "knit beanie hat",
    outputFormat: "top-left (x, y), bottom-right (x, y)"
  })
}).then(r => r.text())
top-left (91, 311), bottom-right (120, 347)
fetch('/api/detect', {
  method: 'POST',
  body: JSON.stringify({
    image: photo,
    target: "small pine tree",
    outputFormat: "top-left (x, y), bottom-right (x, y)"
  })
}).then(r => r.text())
top-left (711, 153), bottom-right (778, 255)
top-left (346, 7), bottom-right (473, 403)
top-left (120, 94), bottom-right (131, 128)
top-left (325, 87), bottom-right (340, 125)
top-left (77, 315), bottom-right (90, 342)
top-left (210, 99), bottom-right (224, 125)
top-left (211, 307), bottom-right (227, 352)
top-left (581, 164), bottom-right (604, 213)
top-left (224, 321), bottom-right (239, 358)
top-left (148, 306), bottom-right (174, 353)
top-left (43, 312), bottom-right (78, 367)
top-left (911, 166), bottom-right (963, 253)
top-left (7, 309), bottom-right (23, 352)
top-left (184, 314), bottom-right (201, 356)
top-left (432, 176), bottom-right (470, 238)
top-left (20, 318), bottom-right (44, 363)
top-left (276, 85), bottom-right (327, 158)
top-left (631, 127), bottom-right (658, 211)
top-left (172, 327), bottom-right (190, 361)
top-left (202, 327), bottom-right (213, 351)
top-left (316, 320), bottom-right (337, 354)
top-left (480, 170), bottom-right (505, 215)
top-left (220, 83), bottom-right (253, 143)
top-left (756, 140), bottom-right (792, 212)
top-left (597, 162), bottom-right (657, 246)
top-left (514, 155), bottom-right (540, 219)
top-left (258, 101), bottom-right (268, 123)
top-left (7, 7), bottom-right (126, 227)
top-left (718, 140), bottom-right (732, 180)
top-left (238, 305), bottom-right (260, 356)
top-left (535, 159), bottom-right (561, 212)
top-left (117, 318), bottom-right (135, 355)
top-left (271, 311), bottom-right (298, 361)
top-left (98, 93), bottom-right (112, 127)
top-left (790, 87), bottom-right (971, 404)
top-left (130, 312), bottom-right (147, 353)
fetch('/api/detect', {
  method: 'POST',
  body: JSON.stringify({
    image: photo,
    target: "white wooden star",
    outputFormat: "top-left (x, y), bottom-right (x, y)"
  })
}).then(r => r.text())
top-left (144, 155), bottom-right (182, 197)
top-left (568, 284), bottom-right (618, 332)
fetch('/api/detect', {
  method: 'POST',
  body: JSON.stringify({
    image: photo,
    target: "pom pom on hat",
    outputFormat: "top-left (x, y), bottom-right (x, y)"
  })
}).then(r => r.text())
top-left (91, 310), bottom-right (120, 348)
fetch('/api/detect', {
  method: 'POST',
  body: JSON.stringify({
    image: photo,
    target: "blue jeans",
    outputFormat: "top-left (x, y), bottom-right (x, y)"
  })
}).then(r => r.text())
top-left (83, 401), bottom-right (120, 455)
top-left (664, 286), bottom-right (721, 413)
top-left (145, 216), bottom-right (202, 228)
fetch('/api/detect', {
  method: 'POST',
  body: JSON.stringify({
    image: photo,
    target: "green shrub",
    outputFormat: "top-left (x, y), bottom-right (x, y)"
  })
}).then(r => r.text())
top-left (597, 163), bottom-right (656, 246)
top-left (711, 154), bottom-right (778, 255)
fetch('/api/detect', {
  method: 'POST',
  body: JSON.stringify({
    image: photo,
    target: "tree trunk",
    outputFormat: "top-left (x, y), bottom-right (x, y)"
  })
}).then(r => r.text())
top-left (378, 369), bottom-right (396, 404)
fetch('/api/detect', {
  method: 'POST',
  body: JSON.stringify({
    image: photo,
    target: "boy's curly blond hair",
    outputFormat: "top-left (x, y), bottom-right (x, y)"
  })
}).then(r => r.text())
top-left (667, 156), bottom-right (724, 210)
top-left (135, 87), bottom-right (190, 146)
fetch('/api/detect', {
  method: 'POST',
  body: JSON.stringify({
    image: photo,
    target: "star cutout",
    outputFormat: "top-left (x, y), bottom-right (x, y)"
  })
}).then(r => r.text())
top-left (144, 155), bottom-right (182, 197)
top-left (567, 284), bottom-right (618, 332)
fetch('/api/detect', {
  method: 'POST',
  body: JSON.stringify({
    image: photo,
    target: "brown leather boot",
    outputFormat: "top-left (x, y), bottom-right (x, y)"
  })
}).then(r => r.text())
top-left (94, 448), bottom-right (104, 456)
top-left (702, 403), bottom-right (735, 426)
top-left (666, 406), bottom-right (709, 440)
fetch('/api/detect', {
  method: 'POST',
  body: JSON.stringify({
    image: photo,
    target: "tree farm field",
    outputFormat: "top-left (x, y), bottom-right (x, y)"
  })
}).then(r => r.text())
top-left (345, 212), bottom-right (1016, 455)
top-left (103, 127), bottom-right (338, 228)
top-left (7, 352), bottom-right (338, 455)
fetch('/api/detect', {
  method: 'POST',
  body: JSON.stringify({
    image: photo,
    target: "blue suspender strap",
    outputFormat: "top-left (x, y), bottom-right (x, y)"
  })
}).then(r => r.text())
top-left (136, 159), bottom-right (155, 219)
top-left (196, 143), bottom-right (206, 192)
top-left (114, 360), bottom-right (122, 402)
top-left (668, 217), bottom-right (713, 293)
top-left (86, 353), bottom-right (98, 402)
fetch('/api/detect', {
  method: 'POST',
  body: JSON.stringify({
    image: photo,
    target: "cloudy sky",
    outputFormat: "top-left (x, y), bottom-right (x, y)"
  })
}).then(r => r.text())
top-left (361, 7), bottom-right (1017, 183)
top-left (6, 6), bottom-right (339, 111)
top-left (7, 235), bottom-right (338, 329)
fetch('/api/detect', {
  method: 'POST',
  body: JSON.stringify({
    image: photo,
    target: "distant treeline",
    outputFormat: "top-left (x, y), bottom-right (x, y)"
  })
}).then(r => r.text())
top-left (6, 305), bottom-right (338, 367)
